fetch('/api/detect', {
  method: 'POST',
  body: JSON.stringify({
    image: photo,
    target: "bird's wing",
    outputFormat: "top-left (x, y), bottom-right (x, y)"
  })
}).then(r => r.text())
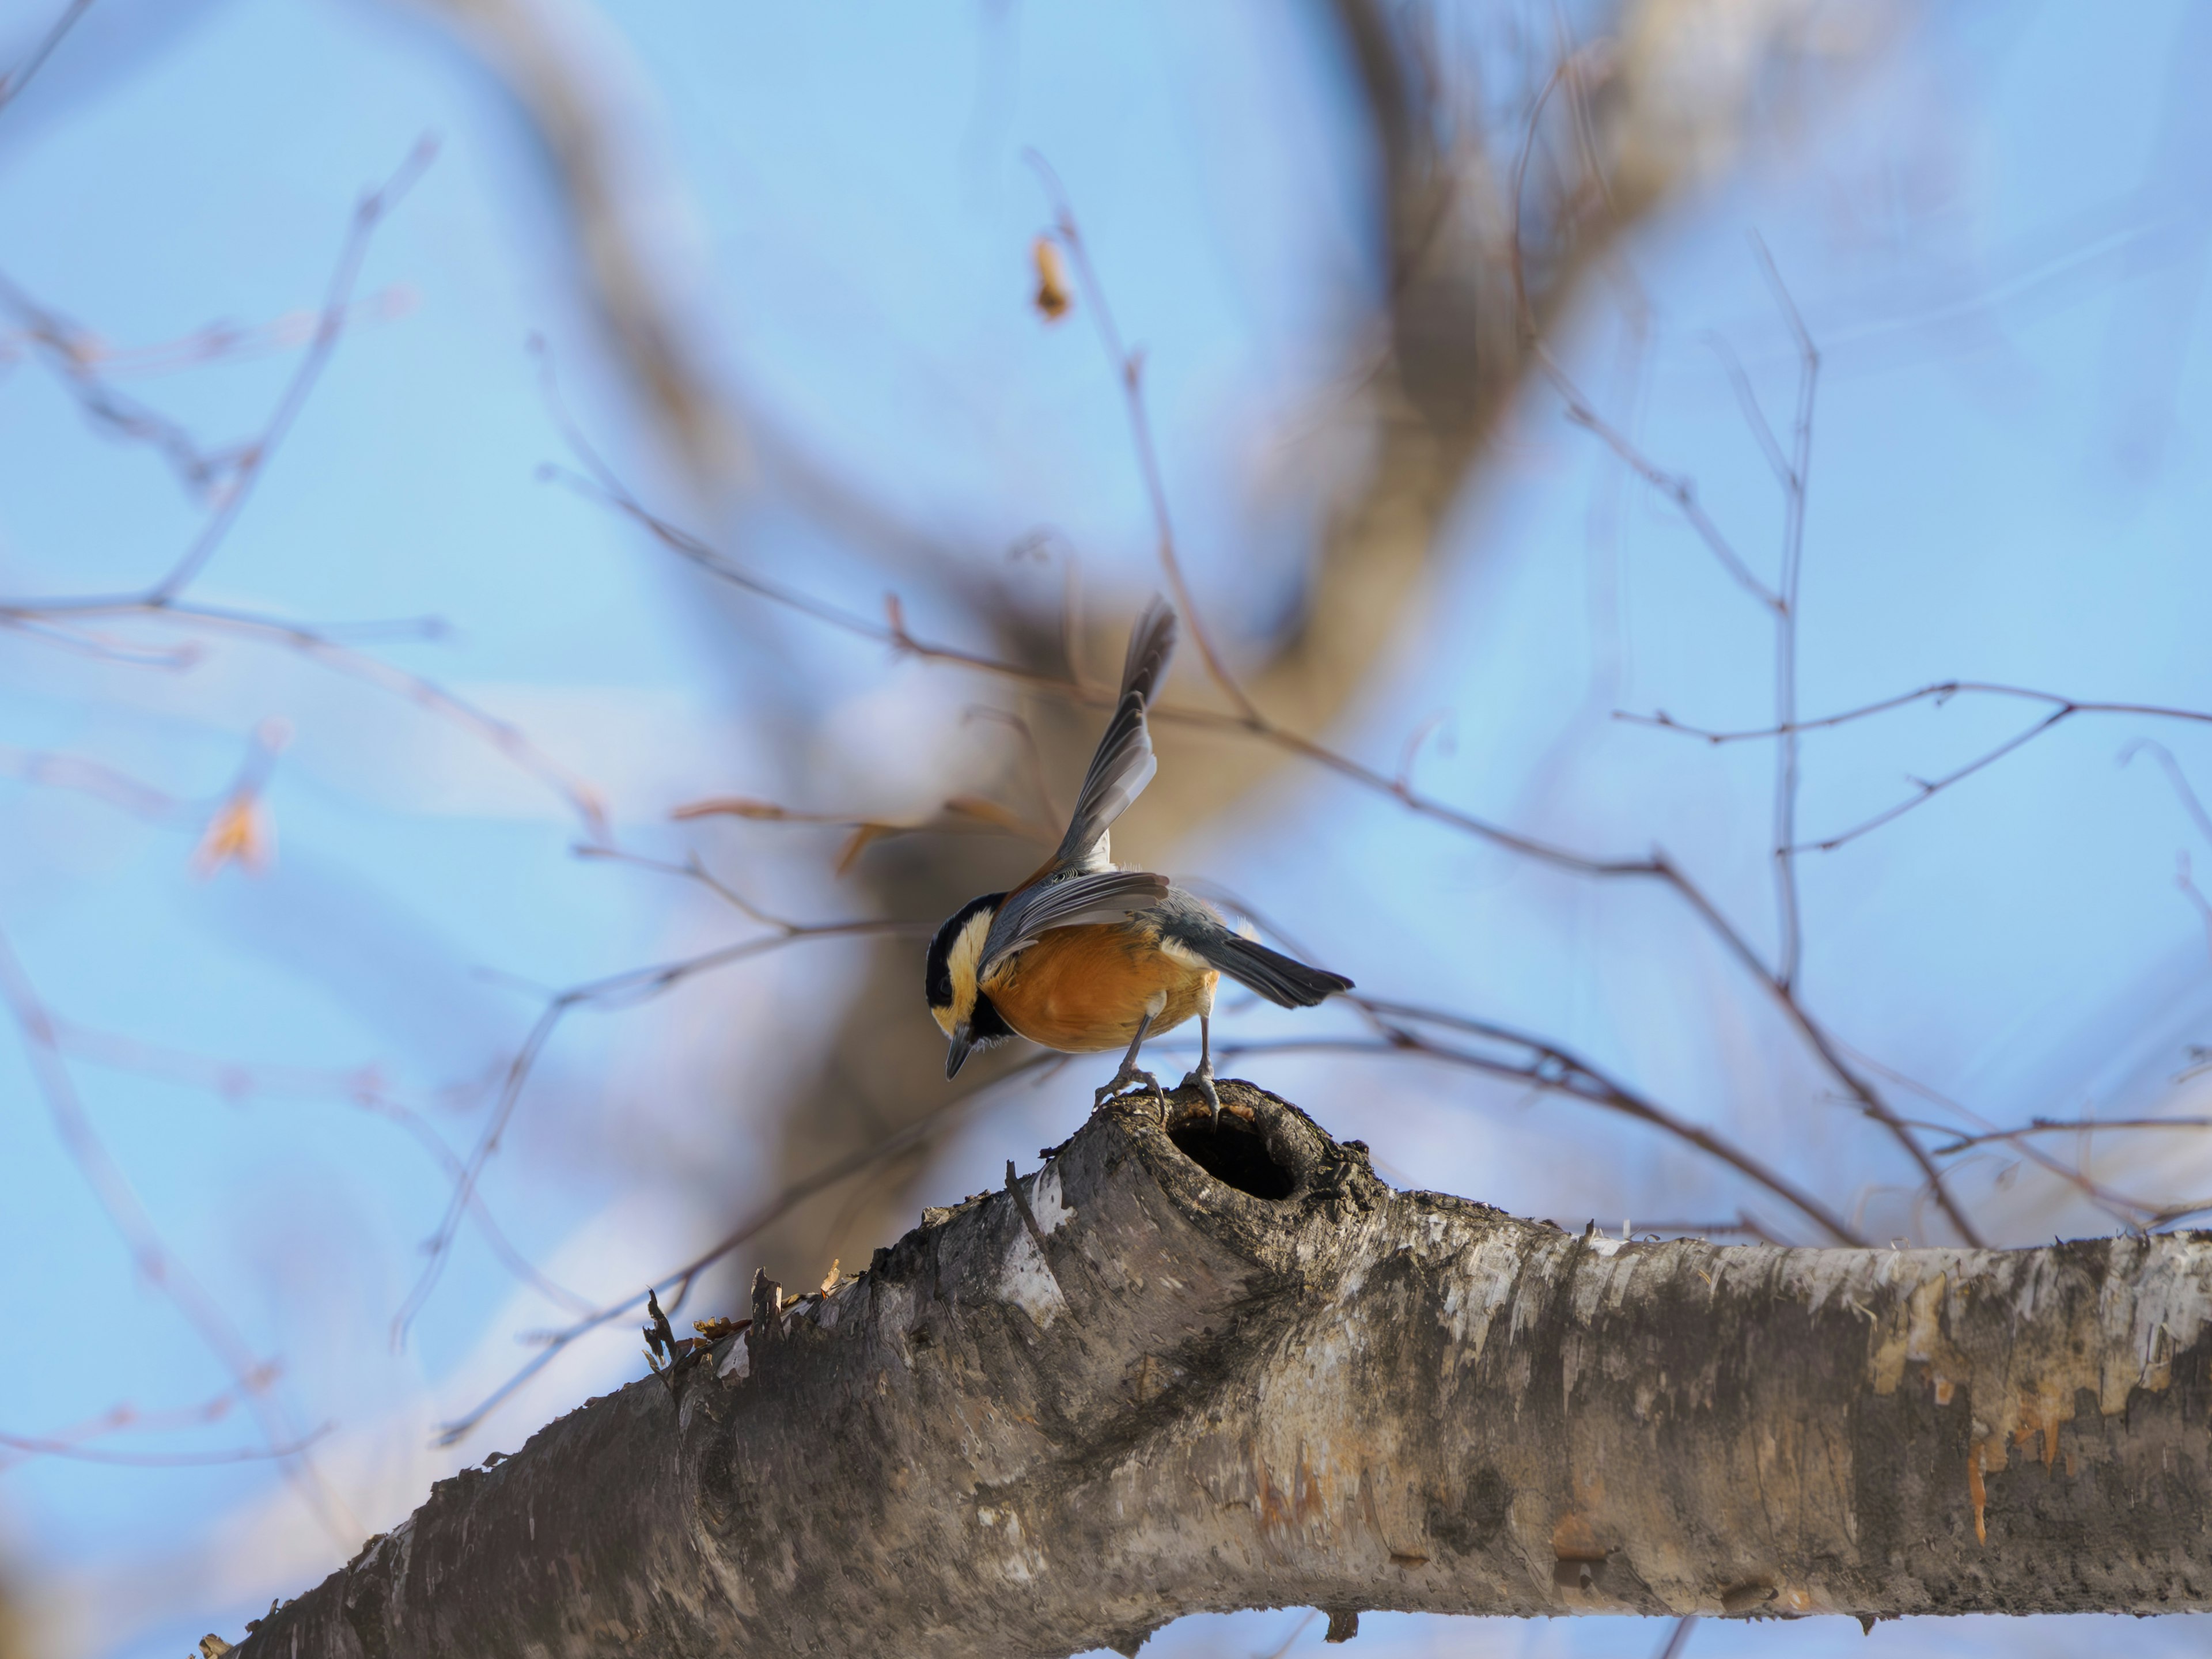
top-left (1050, 597), bottom-right (1177, 873)
top-left (980, 868), bottom-right (1170, 980)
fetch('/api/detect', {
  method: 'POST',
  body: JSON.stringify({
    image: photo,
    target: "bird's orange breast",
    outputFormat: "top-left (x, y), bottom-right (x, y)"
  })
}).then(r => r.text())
top-left (982, 922), bottom-right (1215, 1053)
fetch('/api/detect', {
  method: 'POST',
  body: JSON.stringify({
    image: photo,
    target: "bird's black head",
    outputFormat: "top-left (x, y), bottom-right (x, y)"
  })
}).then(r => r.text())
top-left (926, 892), bottom-right (1013, 1077)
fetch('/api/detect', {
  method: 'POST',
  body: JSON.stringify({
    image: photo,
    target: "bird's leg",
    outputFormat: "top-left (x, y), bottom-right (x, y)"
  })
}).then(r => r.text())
top-left (1093, 1006), bottom-right (1164, 1112)
top-left (1179, 1013), bottom-right (1220, 1124)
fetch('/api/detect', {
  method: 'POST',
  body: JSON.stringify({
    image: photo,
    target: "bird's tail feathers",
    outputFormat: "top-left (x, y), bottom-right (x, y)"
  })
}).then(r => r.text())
top-left (1119, 596), bottom-right (1177, 707)
top-left (1200, 934), bottom-right (1353, 1009)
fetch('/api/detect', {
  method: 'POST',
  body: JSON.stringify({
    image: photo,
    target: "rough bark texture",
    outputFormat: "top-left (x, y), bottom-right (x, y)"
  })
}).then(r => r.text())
top-left (236, 1085), bottom-right (2212, 1656)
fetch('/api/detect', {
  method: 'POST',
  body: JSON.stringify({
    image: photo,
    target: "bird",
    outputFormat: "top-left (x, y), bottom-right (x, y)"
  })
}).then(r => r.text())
top-left (924, 598), bottom-right (1353, 1118)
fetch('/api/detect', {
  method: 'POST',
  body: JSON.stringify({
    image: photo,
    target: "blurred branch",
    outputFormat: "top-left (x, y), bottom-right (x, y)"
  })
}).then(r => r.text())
top-left (54, 1016), bottom-right (592, 1314)
top-left (0, 1381), bottom-right (329, 1471)
top-left (392, 866), bottom-right (930, 1345)
top-left (0, 143), bottom-right (608, 834)
top-left (432, 1047), bottom-right (1062, 1444)
top-left (0, 915), bottom-right (350, 1539)
top-left (1928, 1116), bottom-right (2212, 1156)
top-left (0, 598), bottom-right (608, 832)
top-left (0, 276), bottom-right (417, 502)
top-left (1029, 154), bottom-right (1259, 721)
top-left (403, 0), bottom-right (738, 479)
top-left (0, 139), bottom-right (437, 609)
top-left (0, 0), bottom-right (93, 115)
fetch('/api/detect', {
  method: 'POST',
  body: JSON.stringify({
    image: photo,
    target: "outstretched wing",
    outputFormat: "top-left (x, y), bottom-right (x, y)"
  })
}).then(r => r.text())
top-left (979, 868), bottom-right (1169, 981)
top-left (1051, 597), bottom-right (1177, 873)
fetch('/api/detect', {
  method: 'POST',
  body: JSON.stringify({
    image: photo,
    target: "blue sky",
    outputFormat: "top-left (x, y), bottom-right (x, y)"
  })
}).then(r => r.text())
top-left (3, 2), bottom-right (2211, 1656)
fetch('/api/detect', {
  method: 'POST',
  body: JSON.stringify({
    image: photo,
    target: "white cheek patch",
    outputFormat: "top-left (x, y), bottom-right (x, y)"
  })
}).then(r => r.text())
top-left (948, 909), bottom-right (991, 1008)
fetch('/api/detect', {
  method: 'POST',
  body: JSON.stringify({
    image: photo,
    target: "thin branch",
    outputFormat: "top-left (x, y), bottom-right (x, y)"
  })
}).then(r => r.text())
top-left (1929, 1116), bottom-right (2212, 1156)
top-left (0, 915), bottom-right (352, 1539)
top-left (0, 598), bottom-right (609, 834)
top-left (1752, 232), bottom-right (1818, 991)
top-left (1, 141), bottom-right (437, 611)
top-left (0, 1427), bottom-right (328, 1469)
top-left (0, 272), bottom-right (251, 500)
top-left (392, 879), bottom-right (928, 1346)
top-left (0, 740), bottom-right (185, 821)
top-left (2124, 738), bottom-right (2212, 846)
top-left (1697, 331), bottom-right (1791, 485)
top-left (53, 1016), bottom-right (592, 1315)
top-left (1225, 1001), bottom-right (1866, 1247)
top-left (1627, 683), bottom-right (2212, 854)
top-left (1622, 681), bottom-right (2212, 745)
top-left (431, 1054), bottom-right (1061, 1445)
top-left (0, 0), bottom-right (93, 114)
top-left (1533, 342), bottom-right (1782, 612)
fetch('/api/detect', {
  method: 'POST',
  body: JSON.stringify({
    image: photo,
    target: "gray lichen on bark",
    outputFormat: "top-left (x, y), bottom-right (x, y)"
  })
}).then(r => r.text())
top-left (238, 1084), bottom-right (2212, 1657)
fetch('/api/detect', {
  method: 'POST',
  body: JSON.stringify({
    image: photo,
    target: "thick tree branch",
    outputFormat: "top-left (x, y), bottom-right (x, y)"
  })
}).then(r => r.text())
top-left (239, 1085), bottom-right (2212, 1655)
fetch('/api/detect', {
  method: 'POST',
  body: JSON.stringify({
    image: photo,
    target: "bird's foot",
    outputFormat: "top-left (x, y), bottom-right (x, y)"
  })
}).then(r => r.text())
top-left (1094, 1064), bottom-right (1164, 1113)
top-left (1179, 1059), bottom-right (1221, 1124)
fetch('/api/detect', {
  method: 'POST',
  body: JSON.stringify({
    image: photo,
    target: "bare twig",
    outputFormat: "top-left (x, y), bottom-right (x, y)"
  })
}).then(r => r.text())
top-left (392, 873), bottom-right (929, 1346)
top-left (1929, 1116), bottom-right (2212, 1156)
top-left (431, 1053), bottom-right (1062, 1444)
top-left (1218, 1006), bottom-right (1865, 1247)
top-left (1752, 232), bottom-right (1818, 991)
top-left (0, 0), bottom-right (93, 114)
top-left (0, 915), bottom-right (351, 1538)
top-left (1624, 683), bottom-right (2212, 851)
top-left (0, 599), bottom-right (608, 833)
top-left (52, 1016), bottom-right (590, 1313)
top-left (2, 141), bottom-right (437, 611)
top-left (0, 1429), bottom-right (327, 1469)
top-left (2124, 738), bottom-right (2212, 846)
top-left (1537, 345), bottom-right (1782, 611)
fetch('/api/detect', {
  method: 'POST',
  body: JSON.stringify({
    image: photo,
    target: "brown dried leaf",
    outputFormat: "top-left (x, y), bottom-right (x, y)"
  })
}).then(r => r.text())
top-left (1032, 236), bottom-right (1072, 321)
top-left (192, 796), bottom-right (274, 878)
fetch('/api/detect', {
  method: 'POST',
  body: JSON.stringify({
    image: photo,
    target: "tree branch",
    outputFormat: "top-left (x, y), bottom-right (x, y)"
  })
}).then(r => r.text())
top-left (236, 1085), bottom-right (2212, 1656)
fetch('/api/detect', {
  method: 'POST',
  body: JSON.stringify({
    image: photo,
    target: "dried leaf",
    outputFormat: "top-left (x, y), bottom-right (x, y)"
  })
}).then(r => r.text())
top-left (192, 796), bottom-right (273, 878)
top-left (1032, 236), bottom-right (1072, 321)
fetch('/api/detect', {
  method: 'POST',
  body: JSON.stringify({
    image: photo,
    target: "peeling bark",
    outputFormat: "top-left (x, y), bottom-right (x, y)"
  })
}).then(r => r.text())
top-left (238, 1086), bottom-right (2212, 1657)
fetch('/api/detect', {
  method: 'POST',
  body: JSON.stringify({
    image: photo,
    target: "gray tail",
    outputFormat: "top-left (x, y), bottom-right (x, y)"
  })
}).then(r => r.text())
top-left (1200, 935), bottom-right (1353, 1009)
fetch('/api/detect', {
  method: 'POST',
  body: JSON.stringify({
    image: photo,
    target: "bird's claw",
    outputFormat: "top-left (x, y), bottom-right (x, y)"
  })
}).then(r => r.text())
top-left (1093, 1065), bottom-right (1164, 1112)
top-left (1180, 1060), bottom-right (1221, 1124)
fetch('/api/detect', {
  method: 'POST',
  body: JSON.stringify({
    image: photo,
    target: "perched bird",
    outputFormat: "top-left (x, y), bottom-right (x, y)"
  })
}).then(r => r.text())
top-left (925, 599), bottom-right (1353, 1116)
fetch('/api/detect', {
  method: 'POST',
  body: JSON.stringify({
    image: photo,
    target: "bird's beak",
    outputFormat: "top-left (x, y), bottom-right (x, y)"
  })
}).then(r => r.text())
top-left (945, 1028), bottom-right (974, 1079)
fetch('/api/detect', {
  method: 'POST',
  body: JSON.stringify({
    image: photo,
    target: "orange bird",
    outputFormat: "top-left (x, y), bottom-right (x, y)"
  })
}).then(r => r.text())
top-left (924, 600), bottom-right (1351, 1116)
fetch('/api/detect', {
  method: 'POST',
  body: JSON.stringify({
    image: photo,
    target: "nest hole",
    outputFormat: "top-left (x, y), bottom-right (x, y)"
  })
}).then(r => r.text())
top-left (1170, 1114), bottom-right (1296, 1199)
